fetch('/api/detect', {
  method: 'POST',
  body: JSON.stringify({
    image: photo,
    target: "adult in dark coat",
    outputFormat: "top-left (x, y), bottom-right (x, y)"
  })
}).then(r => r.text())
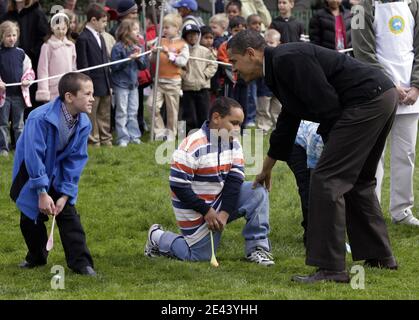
top-left (227, 30), bottom-right (398, 284)
top-left (0, 0), bottom-right (7, 17)
top-left (1, 0), bottom-right (49, 112)
top-left (309, 0), bottom-right (352, 50)
top-left (1, 0), bottom-right (48, 79)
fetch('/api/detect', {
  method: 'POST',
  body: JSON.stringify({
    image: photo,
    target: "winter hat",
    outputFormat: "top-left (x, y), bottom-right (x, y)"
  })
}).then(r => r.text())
top-left (104, 6), bottom-right (118, 21)
top-left (117, 0), bottom-right (138, 18)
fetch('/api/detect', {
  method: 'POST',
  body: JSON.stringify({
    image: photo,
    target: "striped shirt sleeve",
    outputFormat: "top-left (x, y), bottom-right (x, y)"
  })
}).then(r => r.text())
top-left (170, 147), bottom-right (211, 215)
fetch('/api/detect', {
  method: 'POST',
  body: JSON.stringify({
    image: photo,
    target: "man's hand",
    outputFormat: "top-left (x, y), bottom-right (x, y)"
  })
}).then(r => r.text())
top-left (54, 195), bottom-right (69, 216)
top-left (38, 193), bottom-right (56, 216)
top-left (253, 156), bottom-right (277, 192)
top-left (253, 170), bottom-right (272, 191)
top-left (205, 208), bottom-right (226, 232)
top-left (396, 85), bottom-right (408, 101)
top-left (402, 87), bottom-right (419, 105)
top-left (218, 211), bottom-right (229, 229)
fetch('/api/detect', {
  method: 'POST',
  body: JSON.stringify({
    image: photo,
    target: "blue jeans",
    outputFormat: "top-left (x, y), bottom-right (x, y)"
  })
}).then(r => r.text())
top-left (158, 182), bottom-right (271, 261)
top-left (114, 86), bottom-right (141, 144)
top-left (246, 81), bottom-right (257, 124)
top-left (0, 95), bottom-right (25, 151)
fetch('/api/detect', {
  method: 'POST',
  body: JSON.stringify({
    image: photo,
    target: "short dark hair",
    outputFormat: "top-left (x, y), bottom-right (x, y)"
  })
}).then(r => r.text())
top-left (86, 3), bottom-right (107, 22)
top-left (227, 29), bottom-right (266, 54)
top-left (226, 0), bottom-right (242, 11)
top-left (209, 97), bottom-right (243, 120)
top-left (247, 14), bottom-right (261, 24)
top-left (58, 72), bottom-right (92, 100)
top-left (229, 16), bottom-right (246, 30)
top-left (200, 25), bottom-right (213, 37)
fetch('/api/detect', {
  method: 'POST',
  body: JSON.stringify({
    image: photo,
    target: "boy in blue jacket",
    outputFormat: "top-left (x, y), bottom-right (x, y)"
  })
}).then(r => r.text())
top-left (10, 72), bottom-right (96, 276)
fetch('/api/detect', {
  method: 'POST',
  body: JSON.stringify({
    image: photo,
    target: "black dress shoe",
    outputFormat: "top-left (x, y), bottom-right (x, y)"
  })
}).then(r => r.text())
top-left (75, 266), bottom-right (97, 277)
top-left (364, 256), bottom-right (398, 270)
top-left (292, 269), bottom-right (350, 284)
top-left (18, 260), bottom-right (45, 269)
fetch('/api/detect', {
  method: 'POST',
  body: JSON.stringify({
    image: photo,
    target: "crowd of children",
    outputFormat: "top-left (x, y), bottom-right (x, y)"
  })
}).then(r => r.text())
top-left (0, 0), bottom-right (312, 151)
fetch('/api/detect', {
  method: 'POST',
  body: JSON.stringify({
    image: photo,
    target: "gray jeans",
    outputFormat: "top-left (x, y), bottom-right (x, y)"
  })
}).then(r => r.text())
top-left (0, 95), bottom-right (25, 151)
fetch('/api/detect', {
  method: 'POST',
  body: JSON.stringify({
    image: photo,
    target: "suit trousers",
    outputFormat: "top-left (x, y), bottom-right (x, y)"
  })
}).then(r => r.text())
top-left (306, 88), bottom-right (398, 271)
top-left (88, 95), bottom-right (112, 146)
top-left (286, 144), bottom-right (311, 246)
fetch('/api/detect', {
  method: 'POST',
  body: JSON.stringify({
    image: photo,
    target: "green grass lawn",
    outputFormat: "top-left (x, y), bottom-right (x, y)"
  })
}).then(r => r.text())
top-left (0, 132), bottom-right (418, 300)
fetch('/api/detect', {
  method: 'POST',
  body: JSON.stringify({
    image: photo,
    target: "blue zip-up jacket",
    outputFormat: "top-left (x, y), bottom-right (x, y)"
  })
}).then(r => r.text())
top-left (110, 42), bottom-right (147, 89)
top-left (11, 97), bottom-right (91, 220)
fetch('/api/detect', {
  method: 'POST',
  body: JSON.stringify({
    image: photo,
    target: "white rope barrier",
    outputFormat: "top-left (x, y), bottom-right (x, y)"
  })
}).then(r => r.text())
top-left (2, 45), bottom-right (355, 89)
top-left (189, 56), bottom-right (232, 67)
top-left (338, 48), bottom-right (354, 53)
top-left (4, 50), bottom-right (152, 87)
top-left (2, 49), bottom-right (233, 89)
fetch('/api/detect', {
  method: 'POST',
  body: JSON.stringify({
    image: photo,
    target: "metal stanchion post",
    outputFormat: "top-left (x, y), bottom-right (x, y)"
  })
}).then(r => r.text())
top-left (150, 0), bottom-right (166, 141)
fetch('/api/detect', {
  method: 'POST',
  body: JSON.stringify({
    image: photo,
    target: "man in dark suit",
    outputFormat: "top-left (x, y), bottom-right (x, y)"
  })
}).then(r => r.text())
top-left (227, 30), bottom-right (398, 284)
top-left (76, 3), bottom-right (112, 147)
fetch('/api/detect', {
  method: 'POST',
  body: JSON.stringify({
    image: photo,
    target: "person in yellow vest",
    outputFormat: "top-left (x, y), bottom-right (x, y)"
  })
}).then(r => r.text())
top-left (352, 0), bottom-right (419, 226)
top-left (150, 13), bottom-right (189, 141)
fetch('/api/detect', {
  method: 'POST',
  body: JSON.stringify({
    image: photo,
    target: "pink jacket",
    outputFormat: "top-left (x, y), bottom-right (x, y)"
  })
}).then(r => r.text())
top-left (35, 35), bottom-right (77, 102)
top-left (0, 54), bottom-right (35, 108)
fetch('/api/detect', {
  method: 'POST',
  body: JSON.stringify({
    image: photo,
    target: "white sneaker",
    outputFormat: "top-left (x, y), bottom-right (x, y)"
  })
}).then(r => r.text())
top-left (246, 247), bottom-right (275, 266)
top-left (144, 224), bottom-right (164, 257)
top-left (154, 134), bottom-right (165, 141)
top-left (117, 141), bottom-right (128, 147)
top-left (396, 215), bottom-right (419, 227)
top-left (0, 150), bottom-right (8, 157)
top-left (131, 139), bottom-right (142, 145)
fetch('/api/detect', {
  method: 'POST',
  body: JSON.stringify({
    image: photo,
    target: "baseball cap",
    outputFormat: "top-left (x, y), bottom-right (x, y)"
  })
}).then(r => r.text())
top-left (172, 0), bottom-right (198, 12)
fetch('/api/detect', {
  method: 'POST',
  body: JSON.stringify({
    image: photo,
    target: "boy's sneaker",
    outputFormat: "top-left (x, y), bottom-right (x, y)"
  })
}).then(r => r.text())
top-left (0, 150), bottom-right (9, 157)
top-left (117, 141), bottom-right (128, 147)
top-left (396, 214), bottom-right (419, 227)
top-left (131, 139), bottom-right (142, 145)
top-left (247, 247), bottom-right (275, 266)
top-left (144, 224), bottom-right (164, 257)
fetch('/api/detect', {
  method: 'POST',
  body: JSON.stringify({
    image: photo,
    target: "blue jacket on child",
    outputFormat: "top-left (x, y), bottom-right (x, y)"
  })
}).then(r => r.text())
top-left (110, 42), bottom-right (147, 89)
top-left (11, 97), bottom-right (91, 220)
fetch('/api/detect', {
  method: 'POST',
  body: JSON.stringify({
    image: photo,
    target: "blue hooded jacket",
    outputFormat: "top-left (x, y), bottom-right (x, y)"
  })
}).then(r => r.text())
top-left (11, 97), bottom-right (91, 220)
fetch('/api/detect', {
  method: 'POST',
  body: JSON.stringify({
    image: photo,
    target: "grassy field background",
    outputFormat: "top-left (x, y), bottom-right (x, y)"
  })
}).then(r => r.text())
top-left (0, 131), bottom-right (418, 300)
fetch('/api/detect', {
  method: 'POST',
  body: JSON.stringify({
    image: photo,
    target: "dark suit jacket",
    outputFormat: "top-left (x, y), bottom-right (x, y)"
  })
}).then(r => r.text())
top-left (264, 43), bottom-right (394, 161)
top-left (76, 28), bottom-right (111, 97)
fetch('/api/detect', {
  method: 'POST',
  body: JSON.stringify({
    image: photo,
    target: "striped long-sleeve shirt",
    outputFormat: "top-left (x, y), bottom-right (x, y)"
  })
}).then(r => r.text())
top-left (169, 121), bottom-right (245, 246)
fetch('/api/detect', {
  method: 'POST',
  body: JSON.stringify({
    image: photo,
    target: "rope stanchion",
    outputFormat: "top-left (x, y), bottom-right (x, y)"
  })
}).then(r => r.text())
top-left (150, 0), bottom-right (166, 142)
